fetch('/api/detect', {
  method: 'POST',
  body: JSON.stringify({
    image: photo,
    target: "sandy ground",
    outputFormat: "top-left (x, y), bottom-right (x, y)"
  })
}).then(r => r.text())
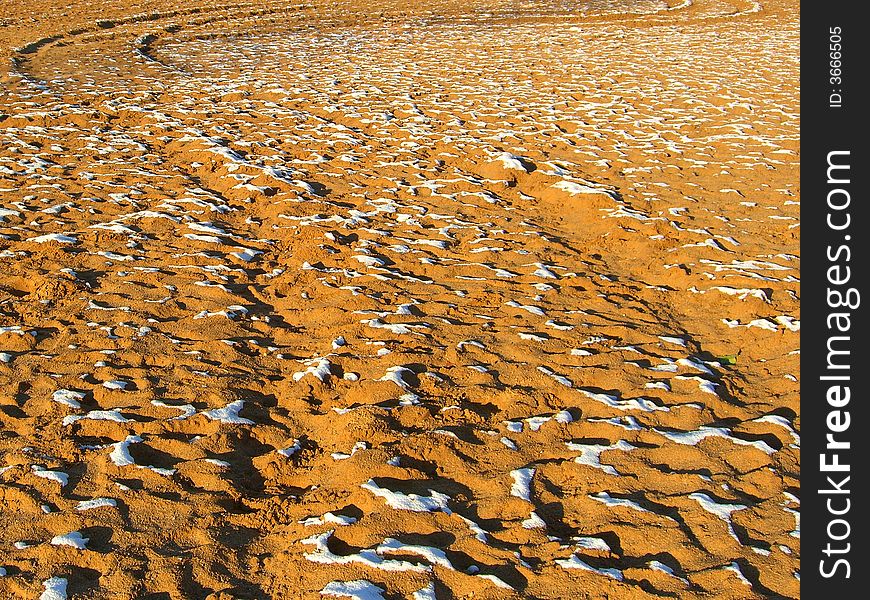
top-left (0, 0), bottom-right (799, 598)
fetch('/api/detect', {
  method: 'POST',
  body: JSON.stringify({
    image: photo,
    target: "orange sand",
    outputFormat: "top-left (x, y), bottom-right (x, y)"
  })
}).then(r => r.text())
top-left (1, 1), bottom-right (799, 598)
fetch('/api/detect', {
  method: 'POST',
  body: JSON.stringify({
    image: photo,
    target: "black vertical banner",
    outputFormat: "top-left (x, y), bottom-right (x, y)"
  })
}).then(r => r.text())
top-left (802, 2), bottom-right (867, 596)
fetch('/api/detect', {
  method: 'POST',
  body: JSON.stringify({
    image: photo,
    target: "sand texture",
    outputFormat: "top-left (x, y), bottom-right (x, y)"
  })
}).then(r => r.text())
top-left (0, 0), bottom-right (799, 598)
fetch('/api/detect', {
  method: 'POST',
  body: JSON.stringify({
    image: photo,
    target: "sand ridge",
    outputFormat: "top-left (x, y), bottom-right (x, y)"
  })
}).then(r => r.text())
top-left (1, 0), bottom-right (798, 598)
